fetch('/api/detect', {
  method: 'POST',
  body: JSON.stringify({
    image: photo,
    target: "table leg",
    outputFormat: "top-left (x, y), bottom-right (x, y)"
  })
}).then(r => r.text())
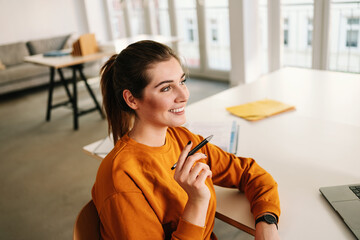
top-left (77, 66), bottom-right (105, 118)
top-left (46, 67), bottom-right (55, 121)
top-left (72, 68), bottom-right (78, 130)
top-left (46, 64), bottom-right (103, 129)
top-left (57, 68), bottom-right (73, 103)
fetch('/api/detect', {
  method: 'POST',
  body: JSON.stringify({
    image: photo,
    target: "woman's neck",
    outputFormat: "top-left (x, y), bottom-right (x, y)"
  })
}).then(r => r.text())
top-left (129, 122), bottom-right (168, 147)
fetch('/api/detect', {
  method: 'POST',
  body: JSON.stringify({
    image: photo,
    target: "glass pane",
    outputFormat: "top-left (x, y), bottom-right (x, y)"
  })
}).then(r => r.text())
top-left (328, 1), bottom-right (360, 73)
top-left (128, 0), bottom-right (146, 35)
top-left (259, 0), bottom-right (269, 74)
top-left (346, 30), bottom-right (358, 47)
top-left (108, 0), bottom-right (127, 38)
top-left (281, 0), bottom-right (314, 68)
top-left (204, 0), bottom-right (231, 71)
top-left (175, 0), bottom-right (200, 68)
top-left (152, 0), bottom-right (171, 36)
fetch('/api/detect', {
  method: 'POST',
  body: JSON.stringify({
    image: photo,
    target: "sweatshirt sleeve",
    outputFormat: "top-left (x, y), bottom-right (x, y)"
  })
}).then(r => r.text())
top-left (204, 143), bottom-right (281, 221)
top-left (98, 192), bottom-right (206, 240)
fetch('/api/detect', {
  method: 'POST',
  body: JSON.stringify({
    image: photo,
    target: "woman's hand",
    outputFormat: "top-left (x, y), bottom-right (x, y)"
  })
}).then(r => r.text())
top-left (173, 141), bottom-right (212, 226)
top-left (174, 141), bottom-right (212, 203)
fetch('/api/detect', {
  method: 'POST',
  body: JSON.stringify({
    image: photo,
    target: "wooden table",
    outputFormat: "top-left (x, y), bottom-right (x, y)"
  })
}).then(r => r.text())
top-left (24, 51), bottom-right (111, 130)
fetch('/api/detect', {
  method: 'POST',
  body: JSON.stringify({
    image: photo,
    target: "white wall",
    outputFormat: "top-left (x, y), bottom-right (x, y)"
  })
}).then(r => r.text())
top-left (0, 0), bottom-right (89, 44)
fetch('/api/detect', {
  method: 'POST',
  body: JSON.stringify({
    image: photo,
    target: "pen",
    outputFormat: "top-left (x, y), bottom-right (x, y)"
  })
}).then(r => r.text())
top-left (171, 135), bottom-right (213, 170)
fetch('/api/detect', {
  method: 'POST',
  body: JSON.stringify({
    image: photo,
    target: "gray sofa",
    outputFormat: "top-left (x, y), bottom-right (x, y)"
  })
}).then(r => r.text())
top-left (0, 34), bottom-right (99, 96)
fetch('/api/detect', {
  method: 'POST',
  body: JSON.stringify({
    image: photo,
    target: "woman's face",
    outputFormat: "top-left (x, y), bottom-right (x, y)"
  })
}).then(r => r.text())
top-left (134, 57), bottom-right (189, 130)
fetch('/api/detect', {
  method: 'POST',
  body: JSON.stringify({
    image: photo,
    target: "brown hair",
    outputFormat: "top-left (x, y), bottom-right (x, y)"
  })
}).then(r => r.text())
top-left (100, 40), bottom-right (181, 144)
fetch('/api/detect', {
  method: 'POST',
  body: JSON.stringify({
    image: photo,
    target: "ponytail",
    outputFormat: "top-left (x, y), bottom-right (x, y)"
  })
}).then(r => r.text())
top-left (100, 54), bottom-right (134, 144)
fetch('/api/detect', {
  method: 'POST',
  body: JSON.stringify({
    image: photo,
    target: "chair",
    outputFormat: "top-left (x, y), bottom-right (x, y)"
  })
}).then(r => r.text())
top-left (73, 200), bottom-right (101, 240)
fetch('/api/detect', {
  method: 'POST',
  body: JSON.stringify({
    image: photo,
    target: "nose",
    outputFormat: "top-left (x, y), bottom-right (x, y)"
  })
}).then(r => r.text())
top-left (175, 85), bottom-right (189, 103)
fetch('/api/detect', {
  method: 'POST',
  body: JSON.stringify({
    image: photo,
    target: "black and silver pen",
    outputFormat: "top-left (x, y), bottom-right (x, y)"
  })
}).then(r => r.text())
top-left (171, 135), bottom-right (213, 170)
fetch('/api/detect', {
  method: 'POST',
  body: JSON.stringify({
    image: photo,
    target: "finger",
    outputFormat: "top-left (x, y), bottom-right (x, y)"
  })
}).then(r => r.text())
top-left (195, 169), bottom-right (212, 185)
top-left (175, 141), bottom-right (192, 172)
top-left (181, 153), bottom-right (207, 175)
top-left (175, 153), bottom-right (206, 184)
top-left (187, 161), bottom-right (210, 182)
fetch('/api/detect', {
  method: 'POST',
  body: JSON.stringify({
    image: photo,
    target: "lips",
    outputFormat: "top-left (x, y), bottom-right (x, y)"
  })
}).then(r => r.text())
top-left (169, 107), bottom-right (185, 113)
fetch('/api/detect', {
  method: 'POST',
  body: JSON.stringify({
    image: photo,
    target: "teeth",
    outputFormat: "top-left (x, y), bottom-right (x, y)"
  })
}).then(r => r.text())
top-left (169, 107), bottom-right (184, 113)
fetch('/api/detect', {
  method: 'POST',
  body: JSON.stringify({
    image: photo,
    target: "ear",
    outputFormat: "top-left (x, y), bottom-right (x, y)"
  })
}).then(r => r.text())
top-left (123, 89), bottom-right (139, 110)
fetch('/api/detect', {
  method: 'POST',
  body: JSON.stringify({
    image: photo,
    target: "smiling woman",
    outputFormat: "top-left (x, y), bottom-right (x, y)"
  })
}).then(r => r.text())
top-left (92, 40), bottom-right (281, 240)
top-left (99, 40), bottom-right (184, 144)
top-left (124, 57), bottom-right (189, 143)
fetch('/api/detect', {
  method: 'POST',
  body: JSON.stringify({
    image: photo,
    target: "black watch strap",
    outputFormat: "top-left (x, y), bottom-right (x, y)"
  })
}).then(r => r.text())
top-left (255, 214), bottom-right (278, 229)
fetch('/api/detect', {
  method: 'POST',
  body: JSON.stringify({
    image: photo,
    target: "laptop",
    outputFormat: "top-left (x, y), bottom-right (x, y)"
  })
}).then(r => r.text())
top-left (319, 184), bottom-right (360, 239)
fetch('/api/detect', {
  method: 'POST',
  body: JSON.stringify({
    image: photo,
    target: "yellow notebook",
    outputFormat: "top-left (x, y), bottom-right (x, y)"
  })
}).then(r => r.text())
top-left (226, 99), bottom-right (295, 121)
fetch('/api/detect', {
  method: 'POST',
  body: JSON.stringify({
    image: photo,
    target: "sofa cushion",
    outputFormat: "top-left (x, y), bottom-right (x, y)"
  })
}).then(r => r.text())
top-left (63, 32), bottom-right (79, 49)
top-left (0, 42), bottom-right (29, 66)
top-left (27, 34), bottom-right (70, 55)
top-left (0, 63), bottom-right (49, 85)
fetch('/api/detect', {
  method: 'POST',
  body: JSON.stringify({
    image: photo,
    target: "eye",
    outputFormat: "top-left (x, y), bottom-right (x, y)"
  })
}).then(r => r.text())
top-left (160, 85), bottom-right (171, 92)
top-left (180, 78), bottom-right (187, 85)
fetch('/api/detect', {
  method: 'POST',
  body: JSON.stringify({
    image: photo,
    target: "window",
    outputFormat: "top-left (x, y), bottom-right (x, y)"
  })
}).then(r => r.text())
top-left (128, 0), bottom-right (146, 35)
top-left (281, 0), bottom-right (314, 68)
top-left (153, 0), bottom-right (171, 36)
top-left (328, 1), bottom-right (360, 73)
top-left (210, 19), bottom-right (218, 42)
top-left (204, 0), bottom-right (230, 71)
top-left (346, 29), bottom-right (359, 47)
top-left (307, 18), bottom-right (313, 46)
top-left (107, 0), bottom-right (127, 38)
top-left (284, 18), bottom-right (289, 46)
top-left (348, 17), bottom-right (360, 25)
top-left (186, 18), bottom-right (195, 42)
top-left (106, 0), bottom-right (231, 79)
top-left (345, 17), bottom-right (359, 47)
top-left (106, 0), bottom-right (147, 38)
top-left (175, 0), bottom-right (200, 68)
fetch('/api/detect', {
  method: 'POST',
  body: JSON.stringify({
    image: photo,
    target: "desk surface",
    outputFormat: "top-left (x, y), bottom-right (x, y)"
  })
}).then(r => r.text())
top-left (24, 51), bottom-right (112, 69)
top-left (84, 67), bottom-right (360, 239)
top-left (186, 67), bottom-right (360, 239)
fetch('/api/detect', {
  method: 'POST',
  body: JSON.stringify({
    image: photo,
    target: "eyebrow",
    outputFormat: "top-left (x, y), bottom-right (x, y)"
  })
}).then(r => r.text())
top-left (154, 73), bottom-right (186, 88)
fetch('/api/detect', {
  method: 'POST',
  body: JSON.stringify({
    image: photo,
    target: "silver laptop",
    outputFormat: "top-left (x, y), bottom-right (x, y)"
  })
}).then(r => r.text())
top-left (319, 184), bottom-right (360, 239)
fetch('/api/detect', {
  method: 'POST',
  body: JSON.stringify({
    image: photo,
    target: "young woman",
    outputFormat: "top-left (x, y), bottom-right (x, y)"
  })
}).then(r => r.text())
top-left (92, 40), bottom-right (281, 240)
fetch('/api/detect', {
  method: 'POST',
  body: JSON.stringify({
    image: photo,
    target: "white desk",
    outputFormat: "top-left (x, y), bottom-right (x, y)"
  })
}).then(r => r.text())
top-left (84, 67), bottom-right (360, 239)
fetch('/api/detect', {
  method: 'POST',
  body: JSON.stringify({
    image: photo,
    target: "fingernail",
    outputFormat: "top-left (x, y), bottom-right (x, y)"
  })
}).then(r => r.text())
top-left (187, 141), bottom-right (191, 145)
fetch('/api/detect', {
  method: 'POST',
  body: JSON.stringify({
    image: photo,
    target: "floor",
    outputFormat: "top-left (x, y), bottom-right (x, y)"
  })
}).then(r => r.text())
top-left (0, 76), bottom-right (253, 239)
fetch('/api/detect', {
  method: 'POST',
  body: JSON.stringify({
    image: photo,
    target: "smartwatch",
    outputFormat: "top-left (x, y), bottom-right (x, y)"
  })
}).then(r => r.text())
top-left (255, 214), bottom-right (278, 229)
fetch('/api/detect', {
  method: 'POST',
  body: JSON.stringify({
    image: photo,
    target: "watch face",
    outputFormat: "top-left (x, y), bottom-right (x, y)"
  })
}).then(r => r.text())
top-left (264, 214), bottom-right (276, 224)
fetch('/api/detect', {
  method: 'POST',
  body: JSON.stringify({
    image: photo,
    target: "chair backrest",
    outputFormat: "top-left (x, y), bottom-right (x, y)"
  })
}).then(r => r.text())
top-left (73, 200), bottom-right (101, 240)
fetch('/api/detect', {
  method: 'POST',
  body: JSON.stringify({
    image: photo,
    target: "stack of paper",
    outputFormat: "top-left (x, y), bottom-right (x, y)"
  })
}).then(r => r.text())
top-left (226, 99), bottom-right (295, 121)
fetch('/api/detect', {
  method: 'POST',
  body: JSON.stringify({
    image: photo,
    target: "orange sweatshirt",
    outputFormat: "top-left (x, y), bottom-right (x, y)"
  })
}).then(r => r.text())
top-left (92, 127), bottom-right (280, 240)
